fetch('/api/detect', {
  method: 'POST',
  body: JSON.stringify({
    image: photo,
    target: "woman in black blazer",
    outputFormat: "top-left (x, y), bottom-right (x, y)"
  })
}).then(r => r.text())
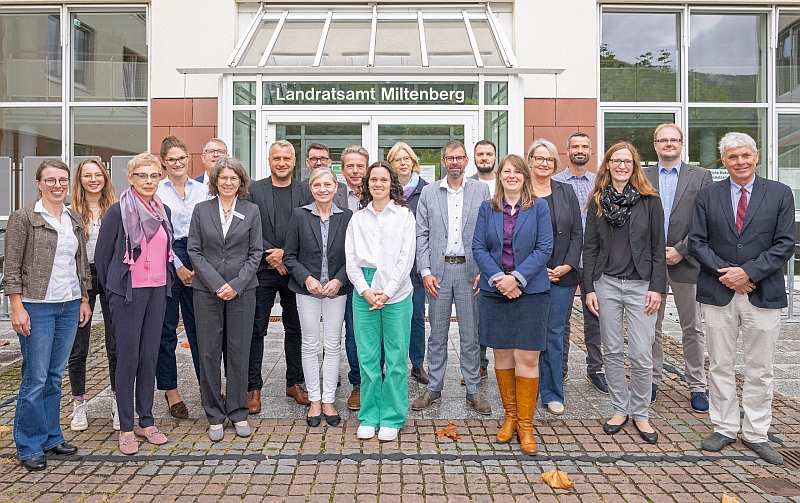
top-left (187, 157), bottom-right (263, 442)
top-left (583, 141), bottom-right (666, 444)
top-left (527, 139), bottom-right (583, 417)
top-left (284, 167), bottom-right (353, 427)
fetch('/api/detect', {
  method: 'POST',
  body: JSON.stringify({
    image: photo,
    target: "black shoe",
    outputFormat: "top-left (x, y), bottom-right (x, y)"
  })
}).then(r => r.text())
top-left (587, 372), bottom-right (609, 394)
top-left (46, 442), bottom-right (78, 456)
top-left (602, 416), bottom-right (628, 435)
top-left (22, 456), bottom-right (47, 471)
top-left (411, 367), bottom-right (429, 385)
top-left (634, 421), bottom-right (658, 444)
top-left (323, 412), bottom-right (341, 427)
top-left (651, 383), bottom-right (658, 402)
top-left (306, 414), bottom-right (321, 427)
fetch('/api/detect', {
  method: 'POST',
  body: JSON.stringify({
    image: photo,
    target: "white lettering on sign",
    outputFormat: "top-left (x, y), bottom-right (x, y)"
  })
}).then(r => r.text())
top-left (380, 86), bottom-right (465, 104)
top-left (273, 85), bottom-right (466, 104)
top-left (275, 87), bottom-right (376, 102)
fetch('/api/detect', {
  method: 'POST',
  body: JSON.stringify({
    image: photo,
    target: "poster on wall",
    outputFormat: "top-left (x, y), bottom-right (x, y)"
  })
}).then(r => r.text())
top-left (419, 165), bottom-right (436, 183)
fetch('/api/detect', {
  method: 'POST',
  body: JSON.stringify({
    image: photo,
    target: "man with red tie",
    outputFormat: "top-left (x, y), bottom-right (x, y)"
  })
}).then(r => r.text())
top-left (689, 132), bottom-right (795, 465)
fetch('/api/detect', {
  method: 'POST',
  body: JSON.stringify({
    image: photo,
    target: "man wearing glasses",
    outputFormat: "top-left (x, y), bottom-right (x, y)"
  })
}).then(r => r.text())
top-left (303, 143), bottom-right (332, 182)
top-left (413, 140), bottom-right (491, 414)
top-left (196, 139), bottom-right (229, 184)
top-left (644, 124), bottom-right (713, 411)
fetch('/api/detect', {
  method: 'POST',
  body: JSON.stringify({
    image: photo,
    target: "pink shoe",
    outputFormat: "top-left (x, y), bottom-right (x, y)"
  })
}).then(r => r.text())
top-left (134, 425), bottom-right (168, 445)
top-left (119, 432), bottom-right (139, 455)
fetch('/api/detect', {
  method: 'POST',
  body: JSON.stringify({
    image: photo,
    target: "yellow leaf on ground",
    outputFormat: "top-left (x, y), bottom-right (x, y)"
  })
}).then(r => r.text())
top-left (0, 340), bottom-right (9, 346)
top-left (669, 374), bottom-right (679, 380)
top-left (435, 422), bottom-right (461, 440)
top-left (721, 495), bottom-right (740, 503)
top-left (541, 469), bottom-right (574, 489)
top-left (0, 425), bottom-right (11, 437)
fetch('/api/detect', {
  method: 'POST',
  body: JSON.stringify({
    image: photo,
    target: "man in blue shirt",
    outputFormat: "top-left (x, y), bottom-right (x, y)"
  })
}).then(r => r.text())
top-left (644, 124), bottom-right (713, 412)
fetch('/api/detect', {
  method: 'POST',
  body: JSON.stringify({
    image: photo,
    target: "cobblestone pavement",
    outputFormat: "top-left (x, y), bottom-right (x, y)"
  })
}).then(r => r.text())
top-left (1, 295), bottom-right (800, 502)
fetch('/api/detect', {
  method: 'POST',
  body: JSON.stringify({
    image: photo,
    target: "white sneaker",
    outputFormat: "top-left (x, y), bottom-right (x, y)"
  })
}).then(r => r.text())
top-left (547, 401), bottom-right (565, 415)
top-left (112, 397), bottom-right (120, 431)
top-left (71, 400), bottom-right (88, 431)
top-left (378, 427), bottom-right (399, 442)
top-left (357, 425), bottom-right (376, 439)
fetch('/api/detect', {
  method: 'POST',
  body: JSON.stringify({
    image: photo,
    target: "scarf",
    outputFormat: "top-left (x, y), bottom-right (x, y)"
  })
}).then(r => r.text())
top-left (599, 182), bottom-right (641, 227)
top-left (119, 187), bottom-right (174, 269)
top-left (402, 172), bottom-right (420, 199)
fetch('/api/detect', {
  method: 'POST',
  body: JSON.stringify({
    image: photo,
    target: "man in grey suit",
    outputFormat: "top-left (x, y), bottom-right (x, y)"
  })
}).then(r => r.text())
top-left (644, 124), bottom-right (713, 411)
top-left (412, 140), bottom-right (492, 414)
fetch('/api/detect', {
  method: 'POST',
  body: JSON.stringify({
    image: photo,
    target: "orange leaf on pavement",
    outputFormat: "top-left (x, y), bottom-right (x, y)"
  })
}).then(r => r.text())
top-left (435, 422), bottom-right (461, 440)
top-left (721, 495), bottom-right (740, 503)
top-left (542, 469), bottom-right (574, 489)
top-left (180, 342), bottom-right (190, 348)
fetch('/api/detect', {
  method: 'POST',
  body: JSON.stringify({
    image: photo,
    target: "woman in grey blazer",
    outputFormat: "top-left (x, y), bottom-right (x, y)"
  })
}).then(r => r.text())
top-left (284, 167), bottom-right (353, 427)
top-left (188, 157), bottom-right (263, 442)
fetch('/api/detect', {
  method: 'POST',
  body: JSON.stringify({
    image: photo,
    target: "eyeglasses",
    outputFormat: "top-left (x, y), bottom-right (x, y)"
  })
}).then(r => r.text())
top-left (42, 178), bottom-right (70, 187)
top-left (391, 156), bottom-right (412, 164)
top-left (164, 155), bottom-right (189, 165)
top-left (442, 155), bottom-right (467, 163)
top-left (217, 176), bottom-right (239, 183)
top-left (132, 172), bottom-right (161, 182)
top-left (531, 156), bottom-right (556, 166)
top-left (81, 174), bottom-right (104, 181)
top-left (654, 138), bottom-right (683, 144)
top-left (204, 149), bottom-right (227, 156)
top-left (308, 156), bottom-right (330, 164)
top-left (609, 159), bottom-right (634, 168)
top-left (725, 153), bottom-right (755, 162)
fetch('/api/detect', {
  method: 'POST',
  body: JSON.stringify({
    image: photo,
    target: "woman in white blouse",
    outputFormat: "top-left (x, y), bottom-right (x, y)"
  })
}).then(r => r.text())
top-left (345, 161), bottom-right (416, 443)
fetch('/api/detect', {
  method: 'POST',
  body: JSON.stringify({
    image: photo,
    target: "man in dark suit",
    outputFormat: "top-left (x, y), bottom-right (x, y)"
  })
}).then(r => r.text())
top-left (689, 132), bottom-right (795, 465)
top-left (645, 124), bottom-right (713, 411)
top-left (246, 140), bottom-right (313, 411)
top-left (196, 138), bottom-right (228, 183)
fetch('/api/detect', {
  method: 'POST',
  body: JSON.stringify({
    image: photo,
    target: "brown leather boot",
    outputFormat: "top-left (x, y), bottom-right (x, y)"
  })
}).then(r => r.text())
top-left (246, 390), bottom-right (261, 414)
top-left (515, 376), bottom-right (538, 455)
top-left (495, 368), bottom-right (517, 443)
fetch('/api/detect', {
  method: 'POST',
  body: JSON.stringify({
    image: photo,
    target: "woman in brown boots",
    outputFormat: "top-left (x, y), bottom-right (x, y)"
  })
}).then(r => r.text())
top-left (472, 154), bottom-right (553, 454)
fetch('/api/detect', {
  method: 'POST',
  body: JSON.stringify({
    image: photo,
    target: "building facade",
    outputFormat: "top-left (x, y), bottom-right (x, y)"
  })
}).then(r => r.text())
top-left (1, 1), bottom-right (798, 215)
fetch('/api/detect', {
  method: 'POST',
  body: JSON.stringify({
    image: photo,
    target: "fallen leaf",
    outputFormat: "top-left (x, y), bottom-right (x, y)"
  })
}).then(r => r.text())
top-left (0, 340), bottom-right (9, 346)
top-left (435, 422), bottom-right (461, 440)
top-left (669, 374), bottom-right (679, 380)
top-left (542, 469), bottom-right (574, 489)
top-left (0, 425), bottom-right (11, 437)
top-left (721, 495), bottom-right (740, 503)
top-left (0, 454), bottom-right (15, 465)
top-left (180, 342), bottom-right (190, 348)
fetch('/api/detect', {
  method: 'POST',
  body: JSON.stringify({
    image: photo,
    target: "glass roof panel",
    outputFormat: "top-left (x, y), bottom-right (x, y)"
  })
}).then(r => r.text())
top-left (320, 20), bottom-right (371, 66)
top-left (470, 19), bottom-right (505, 67)
top-left (264, 20), bottom-right (324, 67)
top-left (424, 20), bottom-right (476, 66)
top-left (375, 20), bottom-right (422, 66)
top-left (240, 19), bottom-right (279, 66)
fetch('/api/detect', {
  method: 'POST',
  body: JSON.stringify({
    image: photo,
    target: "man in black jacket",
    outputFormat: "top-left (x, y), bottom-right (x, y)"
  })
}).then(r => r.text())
top-left (246, 140), bottom-right (313, 411)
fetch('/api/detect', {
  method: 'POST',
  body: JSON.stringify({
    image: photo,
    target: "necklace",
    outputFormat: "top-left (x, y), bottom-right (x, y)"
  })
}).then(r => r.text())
top-left (222, 206), bottom-right (232, 221)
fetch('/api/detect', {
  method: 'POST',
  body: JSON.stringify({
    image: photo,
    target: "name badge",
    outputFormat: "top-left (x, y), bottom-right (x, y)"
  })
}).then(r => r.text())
top-left (233, 210), bottom-right (245, 220)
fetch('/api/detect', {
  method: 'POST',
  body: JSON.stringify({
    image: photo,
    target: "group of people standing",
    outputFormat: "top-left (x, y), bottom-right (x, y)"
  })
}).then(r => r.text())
top-left (4, 124), bottom-right (793, 471)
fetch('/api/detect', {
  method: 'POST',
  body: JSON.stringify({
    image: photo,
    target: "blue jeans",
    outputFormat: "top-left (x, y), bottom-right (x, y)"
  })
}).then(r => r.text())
top-left (157, 238), bottom-right (199, 389)
top-left (14, 300), bottom-right (80, 460)
top-left (409, 285), bottom-right (426, 368)
top-left (539, 284), bottom-right (576, 405)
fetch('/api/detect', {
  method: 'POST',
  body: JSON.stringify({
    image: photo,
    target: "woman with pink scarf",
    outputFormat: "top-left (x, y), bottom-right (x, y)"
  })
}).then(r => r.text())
top-left (95, 153), bottom-right (175, 455)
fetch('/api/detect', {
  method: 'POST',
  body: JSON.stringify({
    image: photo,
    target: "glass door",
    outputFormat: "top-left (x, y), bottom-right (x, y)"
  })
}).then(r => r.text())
top-left (601, 109), bottom-right (681, 166)
top-left (371, 115), bottom-right (475, 182)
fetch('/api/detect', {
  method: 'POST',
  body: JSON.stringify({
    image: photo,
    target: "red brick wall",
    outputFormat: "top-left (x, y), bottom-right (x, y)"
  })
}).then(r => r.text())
top-left (524, 98), bottom-right (598, 173)
top-left (150, 98), bottom-right (219, 179)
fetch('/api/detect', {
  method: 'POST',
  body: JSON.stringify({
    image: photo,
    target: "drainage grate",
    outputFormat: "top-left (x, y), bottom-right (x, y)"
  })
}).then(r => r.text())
top-left (779, 448), bottom-right (800, 471)
top-left (750, 477), bottom-right (800, 497)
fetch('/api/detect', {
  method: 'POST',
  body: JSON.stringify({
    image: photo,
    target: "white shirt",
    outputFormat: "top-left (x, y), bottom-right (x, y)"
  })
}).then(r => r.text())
top-left (218, 198), bottom-right (237, 238)
top-left (477, 177), bottom-right (496, 197)
top-left (157, 176), bottom-right (210, 268)
top-left (345, 200), bottom-right (416, 304)
top-left (85, 217), bottom-right (101, 263)
top-left (23, 201), bottom-right (82, 303)
top-left (443, 177), bottom-right (467, 257)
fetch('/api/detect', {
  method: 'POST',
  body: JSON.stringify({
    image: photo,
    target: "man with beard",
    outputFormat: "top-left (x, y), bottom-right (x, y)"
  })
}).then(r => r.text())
top-left (465, 140), bottom-right (498, 382)
top-left (552, 132), bottom-right (607, 394)
top-left (645, 124), bottom-right (712, 410)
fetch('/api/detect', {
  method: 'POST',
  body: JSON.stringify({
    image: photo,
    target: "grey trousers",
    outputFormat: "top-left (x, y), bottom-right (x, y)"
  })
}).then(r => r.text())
top-left (594, 275), bottom-right (656, 422)
top-left (652, 271), bottom-right (707, 391)
top-left (426, 262), bottom-right (481, 395)
top-left (194, 288), bottom-right (256, 425)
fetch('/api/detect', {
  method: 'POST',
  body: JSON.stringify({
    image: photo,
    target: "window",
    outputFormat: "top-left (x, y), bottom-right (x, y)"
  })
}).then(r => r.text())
top-left (122, 48), bottom-right (147, 101)
top-left (778, 12), bottom-right (800, 103)
top-left (73, 18), bottom-right (95, 92)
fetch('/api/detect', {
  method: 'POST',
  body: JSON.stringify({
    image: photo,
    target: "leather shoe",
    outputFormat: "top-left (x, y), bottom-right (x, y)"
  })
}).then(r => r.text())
top-left (46, 442), bottom-right (78, 456)
top-left (324, 412), bottom-right (341, 427)
top-left (348, 387), bottom-right (361, 410)
top-left (22, 456), bottom-right (46, 471)
top-left (634, 421), bottom-right (658, 444)
top-left (246, 390), bottom-right (261, 414)
top-left (411, 367), bottom-right (429, 385)
top-left (286, 384), bottom-right (311, 405)
top-left (306, 414), bottom-right (321, 427)
top-left (603, 416), bottom-right (629, 435)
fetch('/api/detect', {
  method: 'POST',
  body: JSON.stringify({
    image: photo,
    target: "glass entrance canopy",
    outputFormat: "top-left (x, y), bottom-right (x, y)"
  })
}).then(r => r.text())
top-left (228, 5), bottom-right (518, 69)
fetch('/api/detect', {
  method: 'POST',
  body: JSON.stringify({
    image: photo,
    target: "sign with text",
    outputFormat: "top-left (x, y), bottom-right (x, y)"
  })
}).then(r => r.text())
top-left (264, 82), bottom-right (478, 106)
